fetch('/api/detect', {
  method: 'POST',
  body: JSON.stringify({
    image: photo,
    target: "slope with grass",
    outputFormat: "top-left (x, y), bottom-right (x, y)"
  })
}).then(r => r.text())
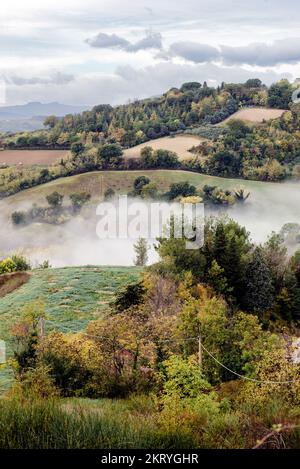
top-left (2, 169), bottom-right (282, 211)
top-left (0, 266), bottom-right (141, 392)
top-left (0, 266), bottom-right (141, 340)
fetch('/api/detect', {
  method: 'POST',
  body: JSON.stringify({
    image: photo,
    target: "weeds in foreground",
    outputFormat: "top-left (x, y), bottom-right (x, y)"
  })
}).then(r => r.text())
top-left (0, 394), bottom-right (299, 449)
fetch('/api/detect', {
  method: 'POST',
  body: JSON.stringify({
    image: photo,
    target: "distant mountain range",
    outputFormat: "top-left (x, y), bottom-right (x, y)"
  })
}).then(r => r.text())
top-left (0, 102), bottom-right (90, 132)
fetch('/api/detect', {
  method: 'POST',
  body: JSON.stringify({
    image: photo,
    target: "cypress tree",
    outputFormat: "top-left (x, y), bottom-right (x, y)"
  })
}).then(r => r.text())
top-left (243, 247), bottom-right (274, 315)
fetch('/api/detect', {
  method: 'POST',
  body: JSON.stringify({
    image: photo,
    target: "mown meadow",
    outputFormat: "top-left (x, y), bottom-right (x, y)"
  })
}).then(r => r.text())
top-left (0, 266), bottom-right (141, 392)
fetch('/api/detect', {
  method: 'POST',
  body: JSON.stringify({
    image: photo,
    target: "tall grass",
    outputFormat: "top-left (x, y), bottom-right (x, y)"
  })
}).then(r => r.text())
top-left (0, 397), bottom-right (196, 449)
top-left (0, 394), bottom-right (300, 449)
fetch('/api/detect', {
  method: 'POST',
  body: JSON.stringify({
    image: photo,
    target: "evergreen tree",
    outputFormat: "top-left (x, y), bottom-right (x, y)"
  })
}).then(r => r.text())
top-left (213, 223), bottom-right (228, 269)
top-left (212, 222), bottom-right (247, 299)
top-left (207, 260), bottom-right (231, 295)
top-left (134, 238), bottom-right (149, 266)
top-left (226, 236), bottom-right (244, 296)
top-left (242, 247), bottom-right (274, 315)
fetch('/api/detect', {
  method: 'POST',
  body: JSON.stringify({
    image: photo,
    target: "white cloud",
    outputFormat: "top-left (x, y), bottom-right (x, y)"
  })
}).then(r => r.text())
top-left (6, 72), bottom-right (74, 86)
top-left (221, 38), bottom-right (300, 66)
top-left (169, 42), bottom-right (220, 63)
top-left (86, 31), bottom-right (162, 52)
top-left (86, 33), bottom-right (130, 49)
top-left (166, 38), bottom-right (300, 67)
top-left (126, 32), bottom-right (162, 52)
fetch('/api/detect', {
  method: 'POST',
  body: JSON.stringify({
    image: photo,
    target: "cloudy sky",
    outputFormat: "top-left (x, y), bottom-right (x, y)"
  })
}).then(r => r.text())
top-left (1, 0), bottom-right (300, 106)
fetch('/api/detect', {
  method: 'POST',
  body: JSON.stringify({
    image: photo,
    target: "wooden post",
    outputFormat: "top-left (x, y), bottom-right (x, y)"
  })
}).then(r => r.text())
top-left (198, 335), bottom-right (202, 369)
top-left (39, 317), bottom-right (45, 338)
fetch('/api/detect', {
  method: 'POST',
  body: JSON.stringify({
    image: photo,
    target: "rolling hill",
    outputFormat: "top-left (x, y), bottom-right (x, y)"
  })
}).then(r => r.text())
top-left (1, 169), bottom-right (271, 210)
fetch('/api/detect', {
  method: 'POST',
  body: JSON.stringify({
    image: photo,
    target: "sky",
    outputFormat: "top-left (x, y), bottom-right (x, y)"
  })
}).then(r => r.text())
top-left (1, 0), bottom-right (300, 106)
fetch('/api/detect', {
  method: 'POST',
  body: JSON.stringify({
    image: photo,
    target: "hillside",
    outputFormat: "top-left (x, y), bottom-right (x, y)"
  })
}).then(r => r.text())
top-left (0, 117), bottom-right (46, 133)
top-left (0, 265), bottom-right (141, 391)
top-left (1, 169), bottom-right (271, 209)
top-left (0, 266), bottom-right (141, 342)
top-left (0, 272), bottom-right (30, 298)
top-left (0, 79), bottom-right (299, 196)
top-left (3, 78), bottom-right (293, 152)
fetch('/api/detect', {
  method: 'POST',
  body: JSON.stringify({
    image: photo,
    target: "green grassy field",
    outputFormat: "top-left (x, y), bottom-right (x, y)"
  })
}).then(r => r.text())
top-left (0, 266), bottom-right (141, 392)
top-left (0, 266), bottom-right (141, 338)
top-left (2, 169), bottom-right (285, 211)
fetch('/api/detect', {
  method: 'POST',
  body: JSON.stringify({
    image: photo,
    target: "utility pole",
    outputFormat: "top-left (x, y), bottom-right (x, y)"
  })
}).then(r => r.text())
top-left (198, 334), bottom-right (202, 369)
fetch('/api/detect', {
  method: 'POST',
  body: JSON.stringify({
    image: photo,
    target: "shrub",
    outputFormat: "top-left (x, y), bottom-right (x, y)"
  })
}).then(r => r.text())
top-left (161, 355), bottom-right (211, 398)
top-left (158, 392), bottom-right (220, 445)
top-left (168, 181), bottom-right (197, 200)
top-left (140, 182), bottom-right (158, 199)
top-left (0, 258), bottom-right (17, 274)
top-left (71, 142), bottom-right (85, 156)
top-left (11, 254), bottom-right (31, 272)
top-left (38, 332), bottom-right (92, 397)
top-left (11, 365), bottom-right (59, 400)
top-left (69, 192), bottom-right (91, 213)
top-left (113, 282), bottom-right (146, 312)
top-left (104, 188), bottom-right (115, 200)
top-left (46, 191), bottom-right (64, 209)
top-left (39, 260), bottom-right (51, 269)
top-left (12, 211), bottom-right (27, 226)
top-left (133, 176), bottom-right (151, 195)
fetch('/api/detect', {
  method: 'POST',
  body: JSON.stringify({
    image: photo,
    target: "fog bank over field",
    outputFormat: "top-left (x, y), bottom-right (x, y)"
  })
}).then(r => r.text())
top-left (0, 180), bottom-right (300, 267)
top-left (226, 181), bottom-right (300, 243)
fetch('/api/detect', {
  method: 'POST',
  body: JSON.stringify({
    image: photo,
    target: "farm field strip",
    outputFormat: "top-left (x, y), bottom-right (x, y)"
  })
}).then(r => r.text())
top-left (124, 134), bottom-right (203, 161)
top-left (220, 107), bottom-right (286, 124)
top-left (0, 149), bottom-right (69, 166)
